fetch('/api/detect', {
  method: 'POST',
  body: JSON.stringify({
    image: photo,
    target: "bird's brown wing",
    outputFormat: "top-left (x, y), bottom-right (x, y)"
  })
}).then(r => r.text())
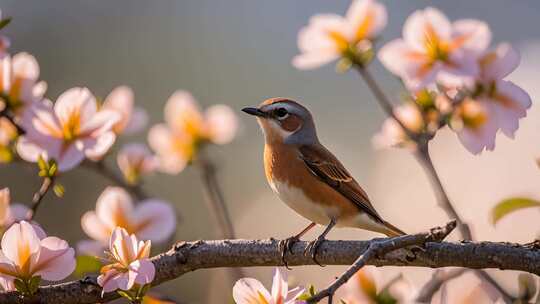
top-left (299, 144), bottom-right (385, 223)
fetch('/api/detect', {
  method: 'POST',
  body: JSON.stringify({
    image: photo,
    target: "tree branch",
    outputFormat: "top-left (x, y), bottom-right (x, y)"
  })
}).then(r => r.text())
top-left (1, 223), bottom-right (539, 304)
top-left (30, 176), bottom-right (54, 220)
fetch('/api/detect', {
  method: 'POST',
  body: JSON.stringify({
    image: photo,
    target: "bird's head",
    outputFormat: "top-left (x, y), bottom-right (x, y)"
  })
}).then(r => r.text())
top-left (242, 98), bottom-right (318, 145)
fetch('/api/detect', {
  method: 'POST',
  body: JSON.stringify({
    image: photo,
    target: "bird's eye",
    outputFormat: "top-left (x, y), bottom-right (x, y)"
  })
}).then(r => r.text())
top-left (274, 108), bottom-right (288, 119)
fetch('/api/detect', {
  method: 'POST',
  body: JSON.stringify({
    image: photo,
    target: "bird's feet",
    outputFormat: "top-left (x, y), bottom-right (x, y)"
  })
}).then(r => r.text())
top-left (304, 235), bottom-right (326, 267)
top-left (278, 236), bottom-right (300, 269)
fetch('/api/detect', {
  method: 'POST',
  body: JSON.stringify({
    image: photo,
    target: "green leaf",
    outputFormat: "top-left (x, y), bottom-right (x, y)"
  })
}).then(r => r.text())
top-left (309, 284), bottom-right (316, 296)
top-left (491, 198), bottom-right (540, 225)
top-left (74, 255), bottom-right (102, 277)
top-left (0, 17), bottom-right (12, 30)
top-left (28, 276), bottom-right (41, 294)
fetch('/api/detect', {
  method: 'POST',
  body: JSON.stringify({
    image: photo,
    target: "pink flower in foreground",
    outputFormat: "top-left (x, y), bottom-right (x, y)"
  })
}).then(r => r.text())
top-left (293, 0), bottom-right (387, 70)
top-left (450, 98), bottom-right (498, 154)
top-left (79, 187), bottom-right (176, 256)
top-left (148, 90), bottom-right (237, 174)
top-left (16, 87), bottom-right (120, 172)
top-left (378, 7), bottom-right (491, 91)
top-left (0, 221), bottom-right (75, 291)
top-left (341, 267), bottom-right (414, 304)
top-left (97, 227), bottom-right (155, 294)
top-left (102, 86), bottom-right (148, 135)
top-left (0, 188), bottom-right (31, 229)
top-left (476, 43), bottom-right (531, 139)
top-left (117, 143), bottom-right (159, 185)
top-left (0, 52), bottom-right (46, 113)
top-left (372, 102), bottom-right (423, 149)
top-left (233, 268), bottom-right (305, 304)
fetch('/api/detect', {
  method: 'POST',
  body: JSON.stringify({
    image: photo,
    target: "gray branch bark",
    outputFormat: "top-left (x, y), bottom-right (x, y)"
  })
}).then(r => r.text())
top-left (0, 236), bottom-right (538, 303)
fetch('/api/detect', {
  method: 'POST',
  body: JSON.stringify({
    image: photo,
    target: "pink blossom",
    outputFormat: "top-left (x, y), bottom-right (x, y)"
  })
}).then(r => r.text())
top-left (117, 143), bottom-right (159, 185)
top-left (0, 52), bottom-right (45, 113)
top-left (233, 268), bottom-right (305, 304)
top-left (0, 221), bottom-right (76, 291)
top-left (450, 98), bottom-right (498, 154)
top-left (341, 267), bottom-right (415, 304)
top-left (102, 86), bottom-right (148, 135)
top-left (372, 102), bottom-right (423, 149)
top-left (148, 90), bottom-right (237, 174)
top-left (79, 187), bottom-right (176, 256)
top-left (476, 43), bottom-right (531, 138)
top-left (0, 188), bottom-right (31, 229)
top-left (293, 0), bottom-right (387, 69)
top-left (97, 227), bottom-right (155, 295)
top-left (16, 87), bottom-right (120, 172)
top-left (378, 7), bottom-right (491, 91)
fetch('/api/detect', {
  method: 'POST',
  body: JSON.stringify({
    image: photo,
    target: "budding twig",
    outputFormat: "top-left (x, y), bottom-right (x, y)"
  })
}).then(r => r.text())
top-left (354, 64), bottom-right (513, 303)
top-left (30, 176), bottom-right (54, 220)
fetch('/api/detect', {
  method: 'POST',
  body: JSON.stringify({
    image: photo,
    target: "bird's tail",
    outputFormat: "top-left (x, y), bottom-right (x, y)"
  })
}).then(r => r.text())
top-left (382, 221), bottom-right (406, 237)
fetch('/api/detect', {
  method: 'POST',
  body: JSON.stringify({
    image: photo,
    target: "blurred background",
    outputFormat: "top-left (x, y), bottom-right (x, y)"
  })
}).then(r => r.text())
top-left (1, 0), bottom-right (540, 302)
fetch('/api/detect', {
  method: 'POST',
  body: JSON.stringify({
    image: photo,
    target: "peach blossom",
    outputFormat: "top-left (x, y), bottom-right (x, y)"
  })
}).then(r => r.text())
top-left (0, 52), bottom-right (45, 113)
top-left (102, 86), bottom-right (148, 135)
top-left (0, 188), bottom-right (31, 229)
top-left (476, 43), bottom-right (531, 139)
top-left (16, 87), bottom-right (120, 172)
top-left (79, 187), bottom-right (176, 256)
top-left (97, 227), bottom-right (155, 294)
top-left (378, 7), bottom-right (491, 91)
top-left (117, 143), bottom-right (158, 185)
top-left (0, 221), bottom-right (75, 291)
top-left (341, 267), bottom-right (415, 304)
top-left (233, 268), bottom-right (305, 304)
top-left (450, 98), bottom-right (498, 154)
top-left (293, 0), bottom-right (387, 69)
top-left (148, 90), bottom-right (237, 174)
top-left (372, 102), bottom-right (423, 149)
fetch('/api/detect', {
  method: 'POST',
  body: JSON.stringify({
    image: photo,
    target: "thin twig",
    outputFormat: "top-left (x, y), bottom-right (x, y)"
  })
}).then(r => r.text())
top-left (82, 160), bottom-right (148, 200)
top-left (355, 66), bottom-right (420, 142)
top-left (306, 221), bottom-right (457, 303)
top-left (416, 269), bottom-right (467, 302)
top-left (195, 150), bottom-right (244, 281)
top-left (30, 177), bottom-right (54, 219)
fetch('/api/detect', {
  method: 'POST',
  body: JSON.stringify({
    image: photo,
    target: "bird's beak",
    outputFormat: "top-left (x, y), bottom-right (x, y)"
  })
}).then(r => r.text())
top-left (242, 107), bottom-right (267, 118)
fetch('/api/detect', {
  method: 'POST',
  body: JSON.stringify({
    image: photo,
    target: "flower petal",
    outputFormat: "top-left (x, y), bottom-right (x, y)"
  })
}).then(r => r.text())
top-left (132, 199), bottom-right (176, 243)
top-left (481, 43), bottom-right (520, 80)
top-left (102, 86), bottom-right (134, 134)
top-left (148, 124), bottom-right (188, 174)
top-left (1, 221), bottom-right (41, 269)
top-left (81, 211), bottom-right (111, 243)
top-left (96, 187), bottom-right (135, 231)
top-left (233, 278), bottom-right (271, 304)
top-left (82, 132), bottom-right (116, 161)
top-left (128, 259), bottom-right (155, 286)
top-left (54, 87), bottom-right (97, 130)
top-left (32, 237), bottom-right (75, 281)
top-left (452, 19), bottom-right (491, 54)
top-left (76, 240), bottom-right (105, 257)
top-left (403, 7), bottom-right (451, 52)
top-left (164, 90), bottom-right (204, 135)
top-left (271, 268), bottom-right (288, 303)
top-left (123, 107), bottom-right (148, 135)
top-left (205, 104), bottom-right (238, 144)
top-left (346, 0), bottom-right (387, 40)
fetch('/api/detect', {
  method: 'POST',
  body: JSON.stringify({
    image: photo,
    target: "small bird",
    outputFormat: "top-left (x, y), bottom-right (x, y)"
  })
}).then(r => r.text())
top-left (242, 98), bottom-right (405, 265)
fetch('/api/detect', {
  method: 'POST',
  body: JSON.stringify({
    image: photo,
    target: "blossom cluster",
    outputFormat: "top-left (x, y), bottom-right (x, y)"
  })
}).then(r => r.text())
top-left (0, 6), bottom-right (238, 301)
top-left (293, 0), bottom-right (531, 154)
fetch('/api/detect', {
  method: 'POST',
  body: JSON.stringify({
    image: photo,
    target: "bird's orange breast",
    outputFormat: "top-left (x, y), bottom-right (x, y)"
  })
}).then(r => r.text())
top-left (264, 142), bottom-right (359, 219)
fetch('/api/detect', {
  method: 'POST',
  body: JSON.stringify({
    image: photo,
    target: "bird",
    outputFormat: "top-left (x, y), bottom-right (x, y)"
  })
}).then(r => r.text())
top-left (242, 98), bottom-right (406, 265)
